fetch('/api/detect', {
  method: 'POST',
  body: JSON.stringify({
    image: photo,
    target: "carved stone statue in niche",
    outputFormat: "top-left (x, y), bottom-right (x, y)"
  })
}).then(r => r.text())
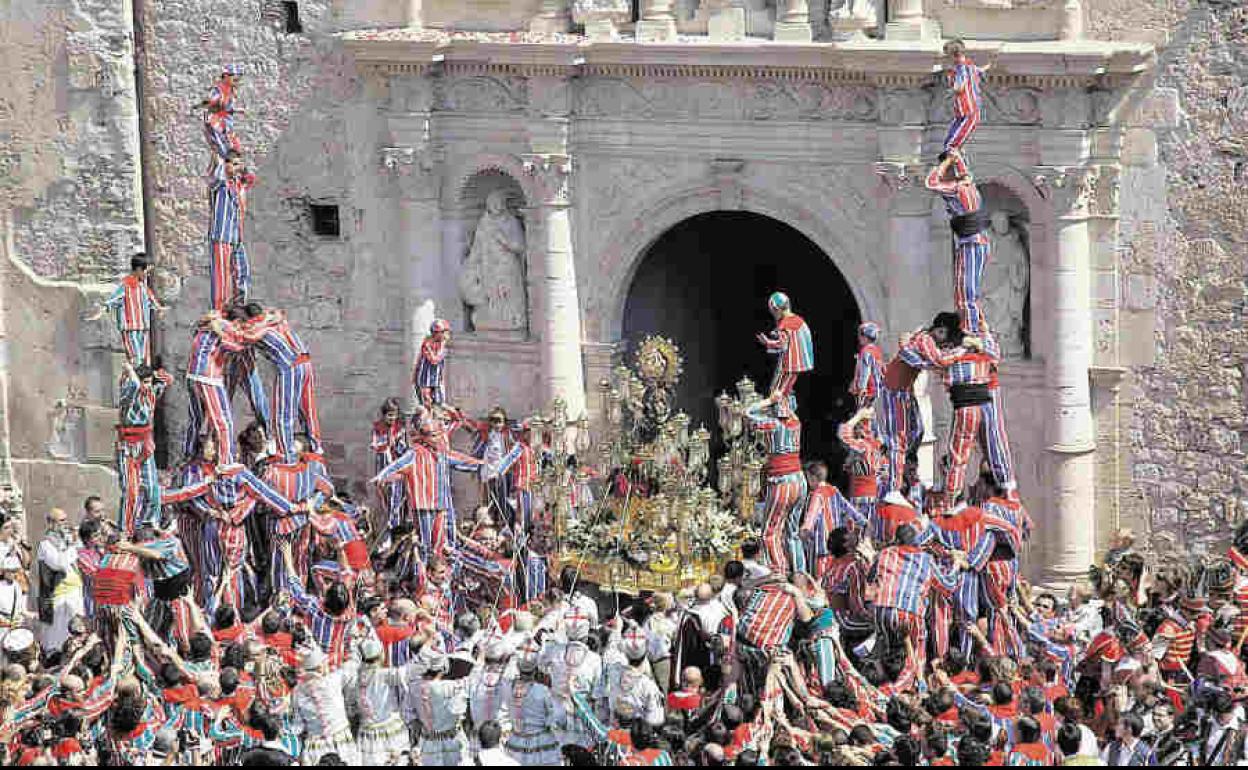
top-left (459, 190), bottom-right (528, 333)
top-left (984, 210), bottom-right (1030, 360)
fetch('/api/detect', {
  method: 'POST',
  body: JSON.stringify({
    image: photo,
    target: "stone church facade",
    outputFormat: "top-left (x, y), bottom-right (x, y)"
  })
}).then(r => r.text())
top-left (1, 0), bottom-right (1244, 581)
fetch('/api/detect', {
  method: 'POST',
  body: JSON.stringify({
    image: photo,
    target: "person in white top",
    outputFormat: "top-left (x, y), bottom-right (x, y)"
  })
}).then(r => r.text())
top-left (475, 720), bottom-right (520, 766)
top-left (0, 556), bottom-right (30, 646)
top-left (36, 508), bottom-right (82, 654)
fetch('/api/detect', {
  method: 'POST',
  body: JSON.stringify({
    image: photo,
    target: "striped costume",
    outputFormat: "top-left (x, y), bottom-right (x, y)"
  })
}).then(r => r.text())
top-left (207, 157), bottom-right (255, 312)
top-left (1230, 547), bottom-right (1248, 645)
top-left (370, 418), bottom-right (408, 526)
top-left (202, 74), bottom-right (242, 162)
top-left (761, 314), bottom-right (814, 400)
top-left (184, 325), bottom-right (248, 465)
top-left (944, 57), bottom-right (986, 152)
top-left (1153, 612), bottom-right (1197, 677)
top-left (931, 505), bottom-right (1023, 658)
top-left (236, 310), bottom-right (322, 462)
top-left (870, 544), bottom-right (960, 680)
top-left (819, 554), bottom-right (871, 634)
top-left (285, 570), bottom-right (356, 668)
top-left (738, 582), bottom-right (797, 654)
top-left (801, 482), bottom-right (865, 568)
top-left (850, 341), bottom-right (885, 410)
top-left (115, 367), bottom-right (172, 536)
top-left (838, 420), bottom-right (885, 535)
top-left (413, 334), bottom-right (448, 406)
top-left (465, 419), bottom-right (533, 531)
top-left (877, 353), bottom-right (925, 495)
top-left (263, 454), bottom-right (337, 588)
top-left (102, 273), bottom-right (158, 365)
top-left (746, 402), bottom-right (808, 574)
top-left (161, 465), bottom-right (297, 612)
top-left (372, 442), bottom-right (481, 562)
top-left (927, 160), bottom-right (990, 334)
top-left (902, 330), bottom-right (1015, 498)
top-left (223, 347), bottom-right (271, 428)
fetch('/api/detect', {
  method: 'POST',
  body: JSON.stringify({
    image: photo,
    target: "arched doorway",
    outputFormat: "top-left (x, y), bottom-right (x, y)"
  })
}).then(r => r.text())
top-left (622, 211), bottom-right (861, 473)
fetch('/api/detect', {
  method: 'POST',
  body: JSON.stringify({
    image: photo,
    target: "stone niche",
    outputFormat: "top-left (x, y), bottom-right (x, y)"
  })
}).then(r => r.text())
top-left (452, 169), bottom-right (531, 339)
top-left (425, 0), bottom-right (543, 31)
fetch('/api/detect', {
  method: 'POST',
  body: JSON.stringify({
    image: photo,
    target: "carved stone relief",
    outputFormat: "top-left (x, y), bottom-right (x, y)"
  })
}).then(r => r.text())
top-left (439, 75), bottom-right (529, 113)
top-left (575, 78), bottom-right (879, 121)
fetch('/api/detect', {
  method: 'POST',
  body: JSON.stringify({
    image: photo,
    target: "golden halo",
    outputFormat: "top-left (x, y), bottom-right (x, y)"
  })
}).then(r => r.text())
top-left (634, 335), bottom-right (683, 386)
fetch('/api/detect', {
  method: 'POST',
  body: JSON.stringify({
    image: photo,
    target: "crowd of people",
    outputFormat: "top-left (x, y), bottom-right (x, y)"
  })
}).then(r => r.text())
top-left (0, 44), bottom-right (1241, 767)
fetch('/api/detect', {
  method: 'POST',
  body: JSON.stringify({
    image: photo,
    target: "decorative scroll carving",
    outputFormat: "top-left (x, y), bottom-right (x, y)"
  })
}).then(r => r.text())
top-left (440, 76), bottom-right (529, 113)
top-left (1087, 164), bottom-right (1121, 217)
top-left (575, 78), bottom-right (879, 122)
top-left (522, 153), bottom-right (572, 205)
top-left (983, 88), bottom-right (1043, 125)
top-left (873, 161), bottom-right (926, 194)
top-left (381, 145), bottom-right (442, 199)
top-left (1032, 165), bottom-right (1098, 216)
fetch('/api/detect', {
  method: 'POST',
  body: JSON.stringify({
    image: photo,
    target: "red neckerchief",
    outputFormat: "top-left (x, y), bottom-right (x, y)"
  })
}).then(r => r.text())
top-left (1012, 743), bottom-right (1048, 762)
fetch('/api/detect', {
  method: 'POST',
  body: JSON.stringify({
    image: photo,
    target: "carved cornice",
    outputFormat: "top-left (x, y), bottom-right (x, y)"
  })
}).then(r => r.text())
top-left (342, 34), bottom-right (1155, 91)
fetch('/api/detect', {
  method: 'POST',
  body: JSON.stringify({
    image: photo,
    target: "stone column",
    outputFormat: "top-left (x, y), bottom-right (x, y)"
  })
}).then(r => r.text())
top-left (885, 0), bottom-right (938, 40)
top-left (638, 0), bottom-right (678, 41)
top-left (1040, 167), bottom-right (1099, 588)
top-left (406, 0), bottom-right (423, 28)
top-left (875, 163), bottom-right (939, 485)
top-left (774, 0), bottom-right (813, 41)
top-left (531, 0), bottom-right (572, 34)
top-left (524, 154), bottom-right (587, 419)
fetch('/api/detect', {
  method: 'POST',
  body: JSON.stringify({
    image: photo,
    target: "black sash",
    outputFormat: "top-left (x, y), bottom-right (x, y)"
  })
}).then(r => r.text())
top-left (950, 383), bottom-right (992, 408)
top-left (950, 211), bottom-right (988, 238)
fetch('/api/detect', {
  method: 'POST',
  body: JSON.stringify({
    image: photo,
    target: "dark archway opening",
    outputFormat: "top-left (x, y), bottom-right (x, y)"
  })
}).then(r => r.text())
top-left (623, 211), bottom-right (861, 477)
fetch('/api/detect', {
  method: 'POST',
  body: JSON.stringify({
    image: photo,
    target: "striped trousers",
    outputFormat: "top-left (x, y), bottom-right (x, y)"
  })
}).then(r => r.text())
top-left (769, 369), bottom-right (800, 402)
top-left (209, 240), bottom-right (250, 312)
top-left (876, 387), bottom-right (923, 496)
top-left (954, 239), bottom-right (990, 334)
top-left (761, 472), bottom-right (808, 576)
top-left (225, 353), bottom-right (272, 427)
top-left (414, 509), bottom-right (448, 563)
top-left (273, 361), bottom-right (321, 462)
top-left (874, 606), bottom-right (927, 686)
top-left (983, 560), bottom-right (1023, 658)
top-left (121, 330), bottom-right (150, 366)
top-left (185, 380), bottom-right (237, 464)
top-left (116, 442), bottom-right (160, 537)
top-left (943, 109), bottom-right (980, 153)
top-left (943, 390), bottom-right (1014, 500)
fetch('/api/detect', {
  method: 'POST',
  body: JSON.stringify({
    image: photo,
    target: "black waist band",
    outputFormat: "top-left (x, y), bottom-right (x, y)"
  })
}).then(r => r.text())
top-left (950, 211), bottom-right (988, 238)
top-left (950, 383), bottom-right (992, 408)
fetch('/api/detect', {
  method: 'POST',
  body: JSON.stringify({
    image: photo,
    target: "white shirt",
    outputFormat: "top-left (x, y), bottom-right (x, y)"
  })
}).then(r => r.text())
top-left (478, 746), bottom-right (520, 766)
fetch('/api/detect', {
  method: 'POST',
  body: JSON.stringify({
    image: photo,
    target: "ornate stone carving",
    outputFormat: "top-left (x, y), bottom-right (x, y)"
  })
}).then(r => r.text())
top-left (522, 153), bottom-right (572, 205)
top-left (984, 209), bottom-right (1030, 360)
top-left (873, 161), bottom-right (926, 193)
top-left (878, 88), bottom-right (929, 125)
top-left (1087, 164), bottom-right (1121, 217)
top-left (459, 190), bottom-right (529, 333)
top-left (983, 88), bottom-right (1043, 125)
top-left (1032, 165), bottom-right (1098, 217)
top-left (381, 144), bottom-right (442, 198)
top-left (575, 78), bottom-right (879, 122)
top-left (440, 76), bottom-right (528, 113)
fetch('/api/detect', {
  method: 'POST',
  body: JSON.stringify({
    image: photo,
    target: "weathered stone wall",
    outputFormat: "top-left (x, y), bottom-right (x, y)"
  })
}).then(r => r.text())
top-left (1087, 1), bottom-right (1248, 556)
top-left (0, 0), bottom-right (144, 525)
top-left (138, 1), bottom-right (411, 497)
